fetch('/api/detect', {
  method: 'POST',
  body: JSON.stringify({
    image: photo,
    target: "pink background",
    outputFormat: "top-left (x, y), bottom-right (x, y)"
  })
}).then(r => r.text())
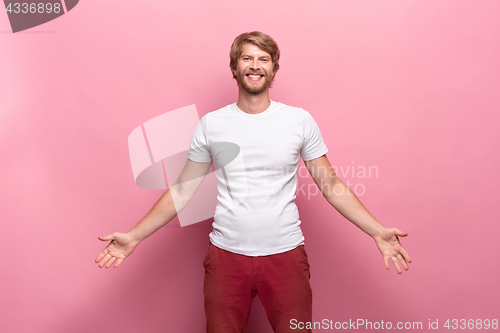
top-left (1, 0), bottom-right (499, 332)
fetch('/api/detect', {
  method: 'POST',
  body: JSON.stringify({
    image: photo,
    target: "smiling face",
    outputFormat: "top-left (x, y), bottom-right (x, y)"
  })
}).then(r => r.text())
top-left (232, 43), bottom-right (275, 95)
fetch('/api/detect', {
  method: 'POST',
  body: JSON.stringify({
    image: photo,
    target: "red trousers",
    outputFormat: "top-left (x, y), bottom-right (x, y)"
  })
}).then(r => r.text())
top-left (203, 243), bottom-right (313, 333)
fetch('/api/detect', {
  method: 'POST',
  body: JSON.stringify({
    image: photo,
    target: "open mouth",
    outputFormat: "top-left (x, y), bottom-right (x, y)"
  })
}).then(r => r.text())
top-left (246, 73), bottom-right (264, 81)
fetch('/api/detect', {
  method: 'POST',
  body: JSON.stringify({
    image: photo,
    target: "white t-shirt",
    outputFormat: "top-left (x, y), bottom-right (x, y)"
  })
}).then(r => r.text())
top-left (187, 100), bottom-right (329, 256)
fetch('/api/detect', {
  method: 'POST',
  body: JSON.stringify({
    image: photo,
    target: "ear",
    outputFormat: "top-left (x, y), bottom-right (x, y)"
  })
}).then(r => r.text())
top-left (230, 64), bottom-right (238, 77)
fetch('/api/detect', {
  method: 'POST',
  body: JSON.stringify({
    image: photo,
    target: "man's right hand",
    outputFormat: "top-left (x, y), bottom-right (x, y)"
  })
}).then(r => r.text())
top-left (94, 159), bottom-right (211, 269)
top-left (95, 232), bottom-right (139, 268)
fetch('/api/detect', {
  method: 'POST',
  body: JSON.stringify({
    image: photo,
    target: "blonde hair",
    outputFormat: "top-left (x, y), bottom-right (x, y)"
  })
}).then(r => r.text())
top-left (229, 31), bottom-right (280, 79)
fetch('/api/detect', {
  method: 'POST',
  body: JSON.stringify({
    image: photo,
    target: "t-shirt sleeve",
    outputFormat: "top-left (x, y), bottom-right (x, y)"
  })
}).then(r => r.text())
top-left (300, 110), bottom-right (329, 161)
top-left (187, 116), bottom-right (212, 163)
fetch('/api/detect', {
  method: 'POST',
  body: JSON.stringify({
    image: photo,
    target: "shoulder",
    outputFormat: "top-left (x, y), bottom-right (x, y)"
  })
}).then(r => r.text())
top-left (275, 102), bottom-right (314, 122)
top-left (272, 101), bottom-right (310, 118)
top-left (210, 103), bottom-right (234, 116)
top-left (201, 104), bottom-right (233, 122)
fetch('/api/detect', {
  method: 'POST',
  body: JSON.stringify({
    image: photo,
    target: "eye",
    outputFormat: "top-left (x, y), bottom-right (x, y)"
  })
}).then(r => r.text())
top-left (261, 59), bottom-right (269, 62)
top-left (242, 57), bottom-right (250, 61)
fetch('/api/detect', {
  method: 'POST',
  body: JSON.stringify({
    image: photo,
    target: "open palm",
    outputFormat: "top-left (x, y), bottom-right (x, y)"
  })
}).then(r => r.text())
top-left (374, 228), bottom-right (412, 274)
top-left (95, 232), bottom-right (138, 268)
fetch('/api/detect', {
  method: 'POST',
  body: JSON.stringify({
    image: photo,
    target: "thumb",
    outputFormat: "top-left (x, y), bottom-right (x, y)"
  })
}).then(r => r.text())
top-left (393, 228), bottom-right (408, 237)
top-left (98, 233), bottom-right (115, 241)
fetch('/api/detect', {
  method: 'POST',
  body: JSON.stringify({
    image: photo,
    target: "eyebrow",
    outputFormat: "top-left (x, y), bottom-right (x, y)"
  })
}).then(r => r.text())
top-left (241, 54), bottom-right (270, 59)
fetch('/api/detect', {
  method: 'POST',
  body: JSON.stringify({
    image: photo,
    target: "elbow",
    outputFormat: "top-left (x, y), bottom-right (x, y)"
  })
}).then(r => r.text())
top-left (322, 177), bottom-right (347, 202)
top-left (169, 185), bottom-right (193, 212)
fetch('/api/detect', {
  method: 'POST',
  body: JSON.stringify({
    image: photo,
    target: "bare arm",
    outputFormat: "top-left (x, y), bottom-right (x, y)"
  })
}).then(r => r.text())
top-left (128, 159), bottom-right (212, 243)
top-left (304, 155), bottom-right (412, 274)
top-left (95, 159), bottom-right (212, 268)
top-left (304, 155), bottom-right (384, 237)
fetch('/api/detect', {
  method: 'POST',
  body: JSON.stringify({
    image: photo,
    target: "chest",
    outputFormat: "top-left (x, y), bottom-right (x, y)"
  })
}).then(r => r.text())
top-left (209, 117), bottom-right (303, 174)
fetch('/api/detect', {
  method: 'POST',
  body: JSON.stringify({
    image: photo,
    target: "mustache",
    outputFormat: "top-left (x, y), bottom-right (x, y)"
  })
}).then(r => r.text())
top-left (244, 71), bottom-right (269, 75)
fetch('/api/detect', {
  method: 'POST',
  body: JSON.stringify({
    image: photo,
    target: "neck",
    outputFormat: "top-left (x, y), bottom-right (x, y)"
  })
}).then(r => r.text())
top-left (236, 87), bottom-right (271, 115)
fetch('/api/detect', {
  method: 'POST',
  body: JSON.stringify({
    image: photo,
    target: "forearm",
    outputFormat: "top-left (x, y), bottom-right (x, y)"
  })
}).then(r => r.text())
top-left (127, 186), bottom-right (190, 243)
top-left (323, 177), bottom-right (385, 238)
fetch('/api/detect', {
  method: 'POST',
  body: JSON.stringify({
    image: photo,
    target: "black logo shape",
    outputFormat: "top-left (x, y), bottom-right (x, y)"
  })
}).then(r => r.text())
top-left (4, 0), bottom-right (79, 33)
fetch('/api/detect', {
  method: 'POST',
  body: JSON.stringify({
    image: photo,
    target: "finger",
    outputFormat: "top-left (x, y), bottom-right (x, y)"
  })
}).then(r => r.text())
top-left (114, 258), bottom-right (124, 268)
top-left (397, 254), bottom-right (409, 271)
top-left (98, 233), bottom-right (115, 242)
top-left (106, 257), bottom-right (117, 269)
top-left (95, 249), bottom-right (108, 263)
top-left (391, 257), bottom-right (402, 274)
top-left (99, 254), bottom-right (112, 268)
top-left (400, 247), bottom-right (412, 263)
top-left (384, 256), bottom-right (390, 270)
top-left (394, 228), bottom-right (408, 237)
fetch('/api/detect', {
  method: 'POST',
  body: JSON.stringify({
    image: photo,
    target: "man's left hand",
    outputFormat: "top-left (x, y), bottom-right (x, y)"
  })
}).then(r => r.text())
top-left (373, 228), bottom-right (412, 274)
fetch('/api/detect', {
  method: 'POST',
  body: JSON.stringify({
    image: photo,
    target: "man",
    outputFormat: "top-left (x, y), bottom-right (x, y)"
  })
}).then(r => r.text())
top-left (95, 31), bottom-right (412, 333)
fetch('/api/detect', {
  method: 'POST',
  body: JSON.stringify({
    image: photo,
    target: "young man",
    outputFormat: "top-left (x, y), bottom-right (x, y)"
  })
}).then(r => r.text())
top-left (95, 31), bottom-right (412, 333)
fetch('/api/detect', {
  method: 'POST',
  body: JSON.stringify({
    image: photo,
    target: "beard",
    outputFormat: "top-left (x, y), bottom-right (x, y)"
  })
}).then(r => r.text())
top-left (235, 70), bottom-right (274, 95)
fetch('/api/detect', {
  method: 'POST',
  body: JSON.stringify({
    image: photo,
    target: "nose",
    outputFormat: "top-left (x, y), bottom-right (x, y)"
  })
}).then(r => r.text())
top-left (250, 59), bottom-right (260, 71)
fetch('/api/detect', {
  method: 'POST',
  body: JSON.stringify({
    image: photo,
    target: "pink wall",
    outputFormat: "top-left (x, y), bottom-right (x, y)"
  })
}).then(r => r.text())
top-left (1, 0), bottom-right (499, 332)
